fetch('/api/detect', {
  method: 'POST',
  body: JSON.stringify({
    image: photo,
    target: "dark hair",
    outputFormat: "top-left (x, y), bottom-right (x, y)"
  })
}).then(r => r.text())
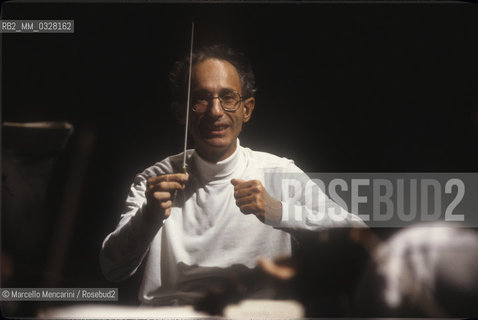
top-left (169, 44), bottom-right (257, 105)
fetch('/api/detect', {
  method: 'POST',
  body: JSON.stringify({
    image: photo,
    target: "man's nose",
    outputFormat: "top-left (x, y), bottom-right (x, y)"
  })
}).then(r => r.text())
top-left (208, 97), bottom-right (224, 117)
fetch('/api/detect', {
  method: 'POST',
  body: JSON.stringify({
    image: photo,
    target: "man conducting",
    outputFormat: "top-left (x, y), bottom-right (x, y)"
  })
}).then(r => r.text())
top-left (100, 45), bottom-right (364, 305)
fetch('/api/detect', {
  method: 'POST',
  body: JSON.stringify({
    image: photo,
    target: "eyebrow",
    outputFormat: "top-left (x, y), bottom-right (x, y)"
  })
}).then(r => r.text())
top-left (192, 88), bottom-right (239, 95)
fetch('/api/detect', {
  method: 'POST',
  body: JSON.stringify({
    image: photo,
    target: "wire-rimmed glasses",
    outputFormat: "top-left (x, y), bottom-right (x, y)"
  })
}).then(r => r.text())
top-left (191, 90), bottom-right (244, 113)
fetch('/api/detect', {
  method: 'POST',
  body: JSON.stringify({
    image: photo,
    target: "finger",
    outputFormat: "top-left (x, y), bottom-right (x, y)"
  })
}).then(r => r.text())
top-left (148, 173), bottom-right (189, 185)
top-left (159, 200), bottom-right (173, 209)
top-left (235, 194), bottom-right (256, 207)
top-left (270, 256), bottom-right (297, 267)
top-left (238, 203), bottom-right (257, 215)
top-left (147, 173), bottom-right (188, 184)
top-left (164, 207), bottom-right (172, 218)
top-left (231, 178), bottom-right (246, 186)
top-left (257, 257), bottom-right (297, 280)
top-left (232, 179), bottom-right (259, 191)
top-left (147, 181), bottom-right (185, 192)
top-left (150, 191), bottom-right (172, 201)
top-left (235, 185), bottom-right (264, 199)
top-left (233, 187), bottom-right (254, 198)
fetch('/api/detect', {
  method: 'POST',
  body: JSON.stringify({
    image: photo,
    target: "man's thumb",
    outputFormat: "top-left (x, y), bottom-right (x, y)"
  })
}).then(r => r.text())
top-left (231, 178), bottom-right (245, 186)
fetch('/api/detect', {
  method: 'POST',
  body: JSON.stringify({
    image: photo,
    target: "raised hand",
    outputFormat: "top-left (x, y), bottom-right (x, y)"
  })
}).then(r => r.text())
top-left (144, 173), bottom-right (189, 223)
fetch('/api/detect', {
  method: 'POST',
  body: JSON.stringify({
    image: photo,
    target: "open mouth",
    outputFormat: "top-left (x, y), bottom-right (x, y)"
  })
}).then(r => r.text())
top-left (203, 125), bottom-right (229, 136)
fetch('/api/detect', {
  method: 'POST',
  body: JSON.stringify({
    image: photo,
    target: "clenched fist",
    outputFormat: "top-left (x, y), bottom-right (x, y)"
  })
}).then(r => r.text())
top-left (143, 173), bottom-right (189, 223)
top-left (231, 179), bottom-right (282, 224)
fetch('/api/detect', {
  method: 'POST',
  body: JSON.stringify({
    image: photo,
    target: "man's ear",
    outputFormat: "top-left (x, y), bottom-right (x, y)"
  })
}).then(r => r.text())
top-left (173, 102), bottom-right (186, 125)
top-left (243, 97), bottom-right (255, 123)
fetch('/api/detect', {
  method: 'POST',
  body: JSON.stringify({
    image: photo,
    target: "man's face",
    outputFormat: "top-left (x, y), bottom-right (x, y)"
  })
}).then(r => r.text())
top-left (188, 58), bottom-right (254, 162)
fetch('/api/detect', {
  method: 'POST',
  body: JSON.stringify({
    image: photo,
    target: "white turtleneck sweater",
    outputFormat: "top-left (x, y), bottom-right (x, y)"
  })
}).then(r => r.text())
top-left (100, 140), bottom-right (364, 305)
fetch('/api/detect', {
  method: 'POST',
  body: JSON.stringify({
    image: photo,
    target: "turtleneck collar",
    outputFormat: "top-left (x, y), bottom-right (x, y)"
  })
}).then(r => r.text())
top-left (192, 139), bottom-right (244, 184)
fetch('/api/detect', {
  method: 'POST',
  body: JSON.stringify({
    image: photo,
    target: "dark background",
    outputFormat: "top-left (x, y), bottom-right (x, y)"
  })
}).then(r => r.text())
top-left (1, 0), bottom-right (478, 311)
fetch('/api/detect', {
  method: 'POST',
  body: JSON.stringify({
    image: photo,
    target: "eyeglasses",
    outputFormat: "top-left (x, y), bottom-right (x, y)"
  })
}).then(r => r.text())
top-left (191, 90), bottom-right (244, 113)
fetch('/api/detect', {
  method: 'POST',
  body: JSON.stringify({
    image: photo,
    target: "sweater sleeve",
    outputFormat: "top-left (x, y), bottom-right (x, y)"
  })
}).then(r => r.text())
top-left (99, 170), bottom-right (164, 282)
top-left (272, 163), bottom-right (367, 230)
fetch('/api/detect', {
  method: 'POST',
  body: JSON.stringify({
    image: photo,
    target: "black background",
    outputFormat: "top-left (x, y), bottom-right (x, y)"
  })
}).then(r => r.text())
top-left (2, 1), bottom-right (478, 306)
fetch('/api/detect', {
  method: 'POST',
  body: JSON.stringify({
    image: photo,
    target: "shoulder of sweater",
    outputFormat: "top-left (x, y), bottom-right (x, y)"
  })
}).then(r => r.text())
top-left (241, 146), bottom-right (296, 170)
